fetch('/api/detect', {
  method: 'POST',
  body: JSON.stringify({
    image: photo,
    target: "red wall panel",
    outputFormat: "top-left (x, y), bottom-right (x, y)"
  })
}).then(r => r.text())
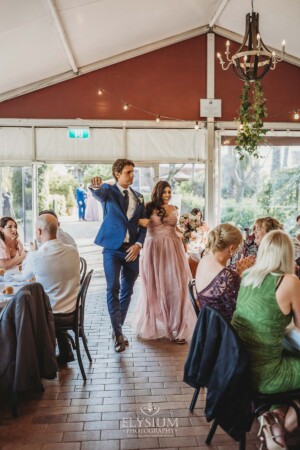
top-left (0, 36), bottom-right (206, 121)
top-left (0, 34), bottom-right (299, 123)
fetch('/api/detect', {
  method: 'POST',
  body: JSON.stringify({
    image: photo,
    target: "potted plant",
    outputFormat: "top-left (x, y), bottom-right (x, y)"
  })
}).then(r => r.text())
top-left (235, 81), bottom-right (268, 159)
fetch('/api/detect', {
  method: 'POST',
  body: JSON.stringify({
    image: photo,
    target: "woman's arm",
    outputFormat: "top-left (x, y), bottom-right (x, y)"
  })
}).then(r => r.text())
top-left (0, 253), bottom-right (24, 270)
top-left (276, 274), bottom-right (300, 327)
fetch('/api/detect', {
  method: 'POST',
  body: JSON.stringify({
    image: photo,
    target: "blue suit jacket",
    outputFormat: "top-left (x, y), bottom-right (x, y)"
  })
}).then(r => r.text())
top-left (91, 183), bottom-right (147, 250)
top-left (76, 187), bottom-right (87, 203)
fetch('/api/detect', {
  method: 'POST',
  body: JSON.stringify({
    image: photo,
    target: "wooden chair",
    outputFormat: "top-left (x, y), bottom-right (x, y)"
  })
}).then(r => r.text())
top-left (56, 270), bottom-right (93, 381)
top-left (80, 256), bottom-right (87, 284)
top-left (188, 279), bottom-right (200, 317)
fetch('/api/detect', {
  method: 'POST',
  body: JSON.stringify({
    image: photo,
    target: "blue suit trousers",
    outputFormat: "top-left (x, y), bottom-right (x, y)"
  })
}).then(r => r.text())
top-left (103, 248), bottom-right (139, 337)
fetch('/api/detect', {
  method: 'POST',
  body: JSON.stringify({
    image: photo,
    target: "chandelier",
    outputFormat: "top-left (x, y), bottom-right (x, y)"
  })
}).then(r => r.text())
top-left (217, 0), bottom-right (285, 82)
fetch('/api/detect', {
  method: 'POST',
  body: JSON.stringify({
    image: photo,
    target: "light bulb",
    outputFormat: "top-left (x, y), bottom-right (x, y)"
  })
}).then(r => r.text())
top-left (123, 103), bottom-right (129, 110)
top-left (156, 115), bottom-right (160, 123)
top-left (282, 40), bottom-right (286, 50)
top-left (195, 121), bottom-right (199, 130)
top-left (294, 111), bottom-right (299, 120)
top-left (98, 89), bottom-right (103, 95)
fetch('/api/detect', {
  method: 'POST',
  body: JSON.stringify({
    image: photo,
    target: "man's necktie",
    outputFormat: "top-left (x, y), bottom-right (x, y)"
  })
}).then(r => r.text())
top-left (123, 189), bottom-right (129, 213)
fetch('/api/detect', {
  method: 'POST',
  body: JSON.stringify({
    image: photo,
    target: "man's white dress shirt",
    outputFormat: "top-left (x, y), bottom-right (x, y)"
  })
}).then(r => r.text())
top-left (116, 183), bottom-right (137, 243)
top-left (21, 239), bottom-right (80, 314)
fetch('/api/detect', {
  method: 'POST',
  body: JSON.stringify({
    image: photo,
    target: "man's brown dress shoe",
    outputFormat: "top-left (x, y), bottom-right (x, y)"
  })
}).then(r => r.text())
top-left (112, 332), bottom-right (129, 346)
top-left (114, 335), bottom-right (126, 353)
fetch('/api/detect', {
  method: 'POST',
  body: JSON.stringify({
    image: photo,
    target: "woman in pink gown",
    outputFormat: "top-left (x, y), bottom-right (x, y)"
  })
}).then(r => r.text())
top-left (130, 181), bottom-right (196, 343)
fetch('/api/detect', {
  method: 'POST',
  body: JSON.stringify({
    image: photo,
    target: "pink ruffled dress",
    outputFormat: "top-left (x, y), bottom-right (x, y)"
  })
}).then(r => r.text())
top-left (130, 209), bottom-right (196, 340)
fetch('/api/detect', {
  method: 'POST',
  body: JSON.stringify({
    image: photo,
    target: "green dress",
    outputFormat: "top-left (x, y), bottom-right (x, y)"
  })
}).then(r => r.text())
top-left (232, 273), bottom-right (300, 393)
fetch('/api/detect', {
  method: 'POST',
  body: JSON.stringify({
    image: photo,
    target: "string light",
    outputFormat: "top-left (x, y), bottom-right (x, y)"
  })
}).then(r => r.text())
top-left (91, 79), bottom-right (300, 125)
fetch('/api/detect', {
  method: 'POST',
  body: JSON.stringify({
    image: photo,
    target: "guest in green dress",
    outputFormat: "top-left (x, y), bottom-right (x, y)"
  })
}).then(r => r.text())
top-left (232, 230), bottom-right (300, 448)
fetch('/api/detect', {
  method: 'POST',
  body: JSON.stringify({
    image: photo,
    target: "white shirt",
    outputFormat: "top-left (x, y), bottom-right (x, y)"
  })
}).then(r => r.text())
top-left (116, 183), bottom-right (137, 243)
top-left (21, 239), bottom-right (80, 314)
top-left (57, 228), bottom-right (77, 250)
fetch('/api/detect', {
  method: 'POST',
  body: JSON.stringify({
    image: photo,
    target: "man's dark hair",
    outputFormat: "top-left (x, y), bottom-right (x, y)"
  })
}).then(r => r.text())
top-left (39, 209), bottom-right (58, 220)
top-left (112, 159), bottom-right (135, 181)
top-left (297, 214), bottom-right (300, 222)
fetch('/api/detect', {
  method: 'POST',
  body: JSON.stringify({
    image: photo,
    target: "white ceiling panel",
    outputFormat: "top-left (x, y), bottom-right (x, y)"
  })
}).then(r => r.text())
top-left (0, 0), bottom-right (299, 101)
top-left (58, 0), bottom-right (219, 66)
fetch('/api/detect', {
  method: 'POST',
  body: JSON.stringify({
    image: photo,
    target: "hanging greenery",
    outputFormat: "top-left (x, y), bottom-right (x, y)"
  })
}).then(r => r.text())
top-left (235, 81), bottom-right (268, 159)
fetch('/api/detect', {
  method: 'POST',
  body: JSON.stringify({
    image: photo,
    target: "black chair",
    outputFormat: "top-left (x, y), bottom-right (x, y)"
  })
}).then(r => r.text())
top-left (184, 306), bottom-right (300, 450)
top-left (56, 269), bottom-right (93, 381)
top-left (188, 279), bottom-right (200, 317)
top-left (80, 256), bottom-right (87, 285)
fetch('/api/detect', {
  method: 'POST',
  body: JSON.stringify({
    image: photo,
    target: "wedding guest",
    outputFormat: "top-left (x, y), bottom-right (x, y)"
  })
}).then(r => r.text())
top-left (76, 183), bottom-right (87, 221)
top-left (89, 159), bottom-right (147, 353)
top-left (0, 217), bottom-right (26, 270)
top-left (232, 230), bottom-right (300, 447)
top-left (2, 188), bottom-right (13, 217)
top-left (131, 181), bottom-right (196, 343)
top-left (39, 209), bottom-right (77, 250)
top-left (233, 216), bottom-right (283, 275)
top-left (195, 223), bottom-right (243, 321)
top-left (190, 208), bottom-right (210, 235)
top-left (20, 214), bottom-right (80, 364)
top-left (85, 190), bottom-right (102, 221)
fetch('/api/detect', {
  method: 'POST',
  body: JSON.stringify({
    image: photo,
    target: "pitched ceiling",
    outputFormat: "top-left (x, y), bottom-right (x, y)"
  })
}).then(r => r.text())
top-left (1, 0), bottom-right (299, 102)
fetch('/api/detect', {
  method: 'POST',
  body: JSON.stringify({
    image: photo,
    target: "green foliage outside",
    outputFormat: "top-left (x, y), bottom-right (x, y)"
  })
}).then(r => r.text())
top-left (38, 165), bottom-right (50, 212)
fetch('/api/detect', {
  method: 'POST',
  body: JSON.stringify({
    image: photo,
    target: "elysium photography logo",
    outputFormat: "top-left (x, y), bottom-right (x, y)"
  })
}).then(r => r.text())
top-left (121, 402), bottom-right (179, 436)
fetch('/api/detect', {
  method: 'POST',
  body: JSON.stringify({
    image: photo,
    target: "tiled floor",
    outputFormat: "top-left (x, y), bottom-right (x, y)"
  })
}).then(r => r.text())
top-left (0, 270), bottom-right (262, 450)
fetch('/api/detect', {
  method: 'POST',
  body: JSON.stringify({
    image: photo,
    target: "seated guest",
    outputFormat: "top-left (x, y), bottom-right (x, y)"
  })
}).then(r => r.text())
top-left (190, 208), bottom-right (210, 235)
top-left (232, 230), bottom-right (300, 448)
top-left (20, 214), bottom-right (80, 364)
top-left (233, 216), bottom-right (283, 275)
top-left (0, 216), bottom-right (26, 270)
top-left (195, 223), bottom-right (242, 321)
top-left (38, 209), bottom-right (77, 250)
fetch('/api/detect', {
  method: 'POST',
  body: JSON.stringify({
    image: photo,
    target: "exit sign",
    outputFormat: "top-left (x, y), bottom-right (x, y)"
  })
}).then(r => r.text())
top-left (68, 127), bottom-right (90, 139)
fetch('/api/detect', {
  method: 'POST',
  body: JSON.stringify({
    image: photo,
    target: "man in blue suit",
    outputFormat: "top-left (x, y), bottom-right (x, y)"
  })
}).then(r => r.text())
top-left (75, 183), bottom-right (87, 221)
top-left (90, 159), bottom-right (147, 352)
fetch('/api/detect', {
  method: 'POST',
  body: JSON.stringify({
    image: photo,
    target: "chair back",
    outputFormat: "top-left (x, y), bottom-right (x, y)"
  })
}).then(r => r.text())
top-left (76, 269), bottom-right (93, 327)
top-left (188, 279), bottom-right (200, 317)
top-left (80, 257), bottom-right (87, 284)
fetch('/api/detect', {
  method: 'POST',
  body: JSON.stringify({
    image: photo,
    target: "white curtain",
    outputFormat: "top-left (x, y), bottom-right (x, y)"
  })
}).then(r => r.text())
top-left (0, 127), bottom-right (32, 163)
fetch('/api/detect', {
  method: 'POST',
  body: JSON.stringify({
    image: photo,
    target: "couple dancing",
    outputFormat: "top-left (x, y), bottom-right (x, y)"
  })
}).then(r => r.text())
top-left (90, 159), bottom-right (195, 352)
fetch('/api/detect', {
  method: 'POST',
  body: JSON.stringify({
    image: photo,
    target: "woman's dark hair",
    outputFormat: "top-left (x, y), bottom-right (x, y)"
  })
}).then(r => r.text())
top-left (190, 208), bottom-right (201, 215)
top-left (146, 181), bottom-right (171, 221)
top-left (0, 216), bottom-right (18, 242)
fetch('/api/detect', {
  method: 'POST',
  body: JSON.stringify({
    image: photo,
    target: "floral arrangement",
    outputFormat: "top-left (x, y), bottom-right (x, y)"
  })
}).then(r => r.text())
top-left (179, 213), bottom-right (201, 244)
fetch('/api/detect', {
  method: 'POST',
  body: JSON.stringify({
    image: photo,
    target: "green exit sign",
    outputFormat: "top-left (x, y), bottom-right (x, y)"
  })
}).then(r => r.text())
top-left (68, 127), bottom-right (90, 139)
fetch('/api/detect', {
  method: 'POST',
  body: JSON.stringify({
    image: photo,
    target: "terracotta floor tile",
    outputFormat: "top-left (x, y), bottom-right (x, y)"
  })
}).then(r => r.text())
top-left (81, 441), bottom-right (120, 450)
top-left (42, 445), bottom-right (81, 450)
top-left (0, 272), bottom-right (263, 450)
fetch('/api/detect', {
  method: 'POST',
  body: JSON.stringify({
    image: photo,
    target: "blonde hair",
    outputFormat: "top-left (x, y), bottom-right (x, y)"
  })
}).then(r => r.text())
top-left (254, 216), bottom-right (283, 233)
top-left (242, 230), bottom-right (295, 288)
top-left (206, 223), bottom-right (243, 254)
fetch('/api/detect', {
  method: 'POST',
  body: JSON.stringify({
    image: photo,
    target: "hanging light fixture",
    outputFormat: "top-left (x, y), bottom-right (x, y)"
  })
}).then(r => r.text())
top-left (217, 0), bottom-right (285, 82)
